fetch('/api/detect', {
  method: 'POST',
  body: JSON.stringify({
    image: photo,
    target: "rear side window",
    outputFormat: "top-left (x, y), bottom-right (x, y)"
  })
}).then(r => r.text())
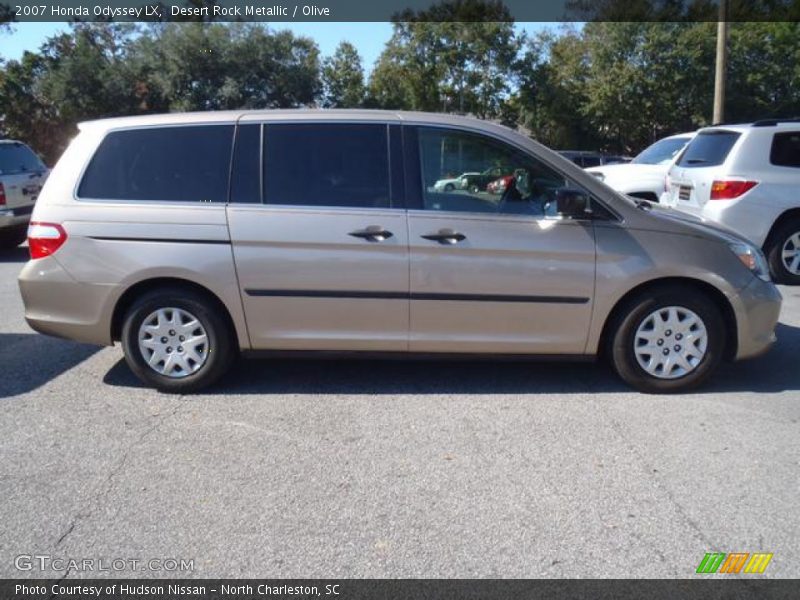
top-left (770, 132), bottom-right (800, 168)
top-left (676, 131), bottom-right (740, 168)
top-left (0, 143), bottom-right (45, 175)
top-left (263, 123), bottom-right (390, 209)
top-left (78, 125), bottom-right (234, 202)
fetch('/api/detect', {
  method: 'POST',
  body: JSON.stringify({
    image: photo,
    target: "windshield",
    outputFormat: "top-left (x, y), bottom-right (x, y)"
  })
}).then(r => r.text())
top-left (0, 143), bottom-right (45, 175)
top-left (632, 137), bottom-right (691, 165)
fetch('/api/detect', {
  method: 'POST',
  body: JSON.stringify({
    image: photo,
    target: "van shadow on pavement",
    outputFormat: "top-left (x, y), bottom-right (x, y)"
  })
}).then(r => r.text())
top-left (102, 322), bottom-right (800, 396)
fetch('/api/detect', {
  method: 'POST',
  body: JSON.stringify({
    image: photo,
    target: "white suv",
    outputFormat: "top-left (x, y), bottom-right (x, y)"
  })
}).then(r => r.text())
top-left (0, 140), bottom-right (48, 248)
top-left (587, 132), bottom-right (694, 202)
top-left (663, 121), bottom-right (800, 283)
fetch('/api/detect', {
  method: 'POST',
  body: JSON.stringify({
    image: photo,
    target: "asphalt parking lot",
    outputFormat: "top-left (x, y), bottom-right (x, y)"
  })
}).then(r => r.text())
top-left (1, 244), bottom-right (799, 579)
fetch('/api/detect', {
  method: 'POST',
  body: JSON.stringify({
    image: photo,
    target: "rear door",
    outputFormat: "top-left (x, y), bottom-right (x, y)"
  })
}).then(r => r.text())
top-left (0, 142), bottom-right (47, 217)
top-left (227, 121), bottom-right (409, 351)
top-left (404, 126), bottom-right (596, 354)
top-left (664, 129), bottom-right (742, 213)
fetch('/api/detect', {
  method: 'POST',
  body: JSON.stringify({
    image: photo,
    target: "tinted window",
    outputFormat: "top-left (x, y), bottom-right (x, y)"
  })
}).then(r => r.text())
top-left (582, 155), bottom-right (601, 167)
top-left (264, 123), bottom-right (390, 209)
top-left (230, 124), bottom-right (261, 203)
top-left (770, 132), bottom-right (800, 168)
top-left (632, 136), bottom-right (691, 165)
top-left (676, 131), bottom-right (740, 168)
top-left (79, 125), bottom-right (234, 202)
top-left (418, 127), bottom-right (571, 216)
top-left (0, 143), bottom-right (45, 175)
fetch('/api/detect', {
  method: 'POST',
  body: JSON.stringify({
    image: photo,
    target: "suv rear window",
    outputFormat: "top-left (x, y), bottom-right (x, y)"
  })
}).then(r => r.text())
top-left (676, 130), bottom-right (740, 168)
top-left (0, 143), bottom-right (45, 175)
top-left (78, 125), bottom-right (234, 202)
top-left (770, 132), bottom-right (800, 168)
top-left (263, 123), bottom-right (390, 209)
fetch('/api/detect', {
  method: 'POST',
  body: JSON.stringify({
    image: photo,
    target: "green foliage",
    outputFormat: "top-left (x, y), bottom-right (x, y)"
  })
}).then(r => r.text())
top-left (321, 41), bottom-right (366, 108)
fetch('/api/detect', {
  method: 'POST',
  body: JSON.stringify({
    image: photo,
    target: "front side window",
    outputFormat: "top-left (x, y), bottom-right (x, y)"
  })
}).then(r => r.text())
top-left (78, 125), bottom-right (234, 202)
top-left (418, 128), bottom-right (571, 217)
top-left (770, 131), bottom-right (800, 168)
top-left (263, 123), bottom-right (390, 209)
top-left (0, 142), bottom-right (45, 175)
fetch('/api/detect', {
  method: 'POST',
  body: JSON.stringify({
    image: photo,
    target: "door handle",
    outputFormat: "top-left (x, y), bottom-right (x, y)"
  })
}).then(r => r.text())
top-left (421, 228), bottom-right (467, 245)
top-left (348, 225), bottom-right (394, 242)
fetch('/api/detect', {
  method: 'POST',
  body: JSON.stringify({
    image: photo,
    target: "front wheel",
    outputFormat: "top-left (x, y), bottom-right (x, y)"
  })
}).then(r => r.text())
top-left (608, 287), bottom-right (726, 393)
top-left (765, 219), bottom-right (800, 284)
top-left (121, 288), bottom-right (236, 393)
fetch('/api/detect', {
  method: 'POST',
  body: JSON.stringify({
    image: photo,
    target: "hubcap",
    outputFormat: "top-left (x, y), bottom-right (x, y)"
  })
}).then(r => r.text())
top-left (138, 308), bottom-right (209, 378)
top-left (634, 306), bottom-right (708, 380)
top-left (781, 232), bottom-right (800, 275)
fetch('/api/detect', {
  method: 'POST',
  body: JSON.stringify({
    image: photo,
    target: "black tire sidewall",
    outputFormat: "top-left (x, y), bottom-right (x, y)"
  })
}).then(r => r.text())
top-left (766, 221), bottom-right (800, 285)
top-left (121, 289), bottom-right (234, 393)
top-left (610, 288), bottom-right (726, 393)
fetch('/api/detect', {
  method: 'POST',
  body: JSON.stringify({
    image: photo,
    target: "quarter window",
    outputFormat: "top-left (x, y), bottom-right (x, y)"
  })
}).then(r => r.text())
top-left (263, 123), bottom-right (390, 209)
top-left (770, 132), bottom-right (800, 168)
top-left (78, 125), bottom-right (234, 202)
top-left (417, 128), bottom-right (571, 216)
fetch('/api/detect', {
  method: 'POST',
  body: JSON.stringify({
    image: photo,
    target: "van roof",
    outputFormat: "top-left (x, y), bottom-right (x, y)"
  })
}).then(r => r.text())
top-left (78, 109), bottom-right (522, 138)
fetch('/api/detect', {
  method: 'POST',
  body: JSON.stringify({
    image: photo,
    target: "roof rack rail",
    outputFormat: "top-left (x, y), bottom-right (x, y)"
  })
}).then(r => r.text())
top-left (752, 118), bottom-right (800, 127)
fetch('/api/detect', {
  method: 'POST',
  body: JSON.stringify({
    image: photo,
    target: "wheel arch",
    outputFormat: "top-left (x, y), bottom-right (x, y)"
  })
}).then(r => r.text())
top-left (597, 277), bottom-right (738, 361)
top-left (763, 208), bottom-right (800, 251)
top-left (111, 277), bottom-right (239, 346)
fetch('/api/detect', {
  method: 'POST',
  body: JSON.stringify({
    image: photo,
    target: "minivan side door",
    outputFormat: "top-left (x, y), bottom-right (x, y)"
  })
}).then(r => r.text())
top-left (226, 121), bottom-right (409, 351)
top-left (404, 126), bottom-right (597, 354)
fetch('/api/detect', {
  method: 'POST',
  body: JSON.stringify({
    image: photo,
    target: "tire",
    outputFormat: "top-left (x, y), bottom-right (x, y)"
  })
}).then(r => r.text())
top-left (608, 285), bottom-right (726, 393)
top-left (444, 183), bottom-right (455, 192)
top-left (120, 287), bottom-right (236, 393)
top-left (764, 219), bottom-right (800, 285)
top-left (0, 226), bottom-right (27, 249)
top-left (470, 185), bottom-right (481, 194)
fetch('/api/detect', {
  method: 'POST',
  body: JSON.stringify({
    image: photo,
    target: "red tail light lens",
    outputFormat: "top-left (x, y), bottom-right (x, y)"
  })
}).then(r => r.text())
top-left (710, 180), bottom-right (758, 200)
top-left (28, 222), bottom-right (67, 259)
top-left (0, 182), bottom-right (6, 206)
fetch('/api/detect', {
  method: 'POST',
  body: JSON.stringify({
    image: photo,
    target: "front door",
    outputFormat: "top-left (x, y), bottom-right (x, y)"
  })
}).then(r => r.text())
top-left (227, 121), bottom-right (409, 351)
top-left (406, 126), bottom-right (597, 354)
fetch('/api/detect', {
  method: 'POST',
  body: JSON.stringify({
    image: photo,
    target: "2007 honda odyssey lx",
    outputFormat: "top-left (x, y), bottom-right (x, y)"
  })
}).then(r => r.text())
top-left (18, 110), bottom-right (782, 393)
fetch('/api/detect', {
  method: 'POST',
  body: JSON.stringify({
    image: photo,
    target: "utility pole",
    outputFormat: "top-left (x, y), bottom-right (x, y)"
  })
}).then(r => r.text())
top-left (713, 0), bottom-right (728, 125)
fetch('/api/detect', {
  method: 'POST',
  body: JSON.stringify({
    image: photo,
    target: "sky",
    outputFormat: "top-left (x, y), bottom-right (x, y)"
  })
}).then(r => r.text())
top-left (0, 22), bottom-right (555, 71)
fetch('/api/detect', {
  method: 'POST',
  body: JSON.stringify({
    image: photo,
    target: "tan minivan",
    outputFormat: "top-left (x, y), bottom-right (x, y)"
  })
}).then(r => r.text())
top-left (18, 110), bottom-right (782, 393)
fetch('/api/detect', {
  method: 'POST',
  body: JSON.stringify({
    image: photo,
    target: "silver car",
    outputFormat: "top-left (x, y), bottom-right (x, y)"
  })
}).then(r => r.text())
top-left (18, 110), bottom-right (781, 394)
top-left (0, 140), bottom-right (48, 248)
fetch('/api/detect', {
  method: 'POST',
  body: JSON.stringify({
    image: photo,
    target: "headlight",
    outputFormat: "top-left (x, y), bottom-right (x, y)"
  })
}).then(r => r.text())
top-left (729, 242), bottom-right (770, 282)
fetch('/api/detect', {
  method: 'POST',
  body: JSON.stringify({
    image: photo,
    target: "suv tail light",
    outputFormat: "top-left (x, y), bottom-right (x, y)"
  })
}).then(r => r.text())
top-left (0, 182), bottom-right (6, 206)
top-left (28, 222), bottom-right (67, 259)
top-left (710, 180), bottom-right (758, 200)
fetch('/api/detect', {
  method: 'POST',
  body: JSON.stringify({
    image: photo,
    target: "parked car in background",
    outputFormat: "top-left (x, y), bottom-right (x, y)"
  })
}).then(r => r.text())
top-left (587, 132), bottom-right (695, 203)
top-left (460, 166), bottom-right (513, 193)
top-left (19, 110), bottom-right (780, 395)
top-left (487, 174), bottom-right (515, 195)
top-left (433, 171), bottom-right (478, 192)
top-left (663, 121), bottom-right (800, 284)
top-left (559, 151), bottom-right (630, 168)
top-left (0, 140), bottom-right (48, 248)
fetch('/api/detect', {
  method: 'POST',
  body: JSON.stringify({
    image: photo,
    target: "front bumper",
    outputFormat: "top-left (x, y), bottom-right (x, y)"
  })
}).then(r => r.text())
top-left (732, 276), bottom-right (782, 360)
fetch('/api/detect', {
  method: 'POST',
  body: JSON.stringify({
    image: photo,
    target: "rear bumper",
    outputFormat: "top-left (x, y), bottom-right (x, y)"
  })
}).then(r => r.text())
top-left (0, 206), bottom-right (32, 230)
top-left (18, 255), bottom-right (118, 346)
top-left (732, 277), bottom-right (782, 360)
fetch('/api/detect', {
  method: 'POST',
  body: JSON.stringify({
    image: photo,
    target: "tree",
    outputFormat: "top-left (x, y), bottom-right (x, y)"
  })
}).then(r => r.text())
top-left (320, 41), bottom-right (366, 108)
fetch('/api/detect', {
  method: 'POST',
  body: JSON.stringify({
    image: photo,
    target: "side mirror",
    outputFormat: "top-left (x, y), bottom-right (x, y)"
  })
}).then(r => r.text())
top-left (553, 188), bottom-right (593, 219)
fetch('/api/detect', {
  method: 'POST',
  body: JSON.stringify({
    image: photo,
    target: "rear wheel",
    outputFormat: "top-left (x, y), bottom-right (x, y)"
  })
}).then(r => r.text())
top-left (121, 288), bottom-right (236, 393)
top-left (765, 219), bottom-right (800, 284)
top-left (608, 286), bottom-right (726, 393)
top-left (0, 226), bottom-right (27, 249)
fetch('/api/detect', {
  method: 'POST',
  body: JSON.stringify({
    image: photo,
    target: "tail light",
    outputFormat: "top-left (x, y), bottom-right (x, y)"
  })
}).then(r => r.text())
top-left (0, 182), bottom-right (6, 206)
top-left (28, 222), bottom-right (67, 259)
top-left (710, 180), bottom-right (758, 200)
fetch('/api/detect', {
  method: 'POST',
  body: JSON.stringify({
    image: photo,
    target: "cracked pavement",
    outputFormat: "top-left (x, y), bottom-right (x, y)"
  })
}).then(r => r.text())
top-left (1, 245), bottom-right (799, 578)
